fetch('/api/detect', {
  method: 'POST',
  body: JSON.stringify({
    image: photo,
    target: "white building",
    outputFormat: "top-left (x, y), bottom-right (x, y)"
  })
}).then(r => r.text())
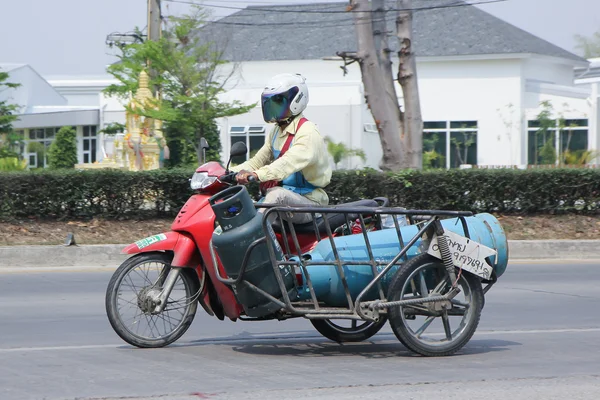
top-left (210, 0), bottom-right (594, 169)
top-left (0, 63), bottom-right (110, 168)
top-left (1, 0), bottom-right (596, 170)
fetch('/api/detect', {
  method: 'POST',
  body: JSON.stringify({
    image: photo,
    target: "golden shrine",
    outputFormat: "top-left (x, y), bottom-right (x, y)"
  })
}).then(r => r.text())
top-left (76, 70), bottom-right (168, 171)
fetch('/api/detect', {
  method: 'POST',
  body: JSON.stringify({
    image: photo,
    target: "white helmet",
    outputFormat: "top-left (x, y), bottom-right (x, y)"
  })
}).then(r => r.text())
top-left (261, 73), bottom-right (309, 123)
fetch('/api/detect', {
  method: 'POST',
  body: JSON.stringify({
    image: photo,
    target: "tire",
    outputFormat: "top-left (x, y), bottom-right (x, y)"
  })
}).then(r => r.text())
top-left (105, 252), bottom-right (200, 348)
top-left (387, 254), bottom-right (483, 357)
top-left (311, 317), bottom-right (387, 343)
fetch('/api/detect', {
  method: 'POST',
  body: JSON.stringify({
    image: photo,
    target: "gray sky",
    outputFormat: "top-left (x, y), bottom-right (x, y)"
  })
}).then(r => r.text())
top-left (1, 0), bottom-right (599, 76)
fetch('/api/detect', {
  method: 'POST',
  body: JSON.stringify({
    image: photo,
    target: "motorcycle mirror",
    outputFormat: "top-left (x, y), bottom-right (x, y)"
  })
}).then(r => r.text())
top-left (230, 141), bottom-right (247, 157)
top-left (226, 141), bottom-right (248, 172)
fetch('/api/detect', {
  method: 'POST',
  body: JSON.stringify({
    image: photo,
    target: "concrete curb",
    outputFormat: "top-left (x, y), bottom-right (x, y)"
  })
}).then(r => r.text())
top-left (2, 240), bottom-right (600, 268)
top-left (0, 244), bottom-right (129, 268)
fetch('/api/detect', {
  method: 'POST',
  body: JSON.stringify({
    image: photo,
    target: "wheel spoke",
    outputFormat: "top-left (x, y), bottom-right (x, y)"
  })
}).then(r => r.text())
top-left (124, 274), bottom-right (140, 293)
top-left (351, 320), bottom-right (357, 329)
top-left (442, 310), bottom-right (452, 341)
top-left (132, 267), bottom-right (153, 286)
top-left (156, 310), bottom-right (180, 329)
top-left (450, 298), bottom-right (470, 309)
top-left (410, 279), bottom-right (418, 297)
top-left (147, 315), bottom-right (159, 337)
top-left (414, 315), bottom-right (435, 338)
top-left (431, 276), bottom-right (450, 295)
top-left (419, 271), bottom-right (429, 297)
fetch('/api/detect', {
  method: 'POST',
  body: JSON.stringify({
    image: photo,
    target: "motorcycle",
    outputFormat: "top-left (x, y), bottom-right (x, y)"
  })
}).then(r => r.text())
top-left (105, 141), bottom-right (509, 356)
top-left (105, 142), bottom-right (390, 348)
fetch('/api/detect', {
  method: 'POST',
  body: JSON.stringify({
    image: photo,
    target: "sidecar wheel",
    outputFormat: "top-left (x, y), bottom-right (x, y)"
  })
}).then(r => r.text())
top-left (387, 254), bottom-right (483, 357)
top-left (105, 252), bottom-right (200, 348)
top-left (310, 317), bottom-right (387, 343)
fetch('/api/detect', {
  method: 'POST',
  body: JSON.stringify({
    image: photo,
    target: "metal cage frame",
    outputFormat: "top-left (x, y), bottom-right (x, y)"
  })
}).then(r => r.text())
top-left (209, 205), bottom-right (479, 321)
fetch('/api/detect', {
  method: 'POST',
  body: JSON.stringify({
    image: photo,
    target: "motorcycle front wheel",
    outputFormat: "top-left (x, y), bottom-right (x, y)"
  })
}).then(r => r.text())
top-left (105, 252), bottom-right (200, 348)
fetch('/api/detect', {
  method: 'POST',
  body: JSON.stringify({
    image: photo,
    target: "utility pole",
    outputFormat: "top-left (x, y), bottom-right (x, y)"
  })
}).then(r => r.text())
top-left (148, 0), bottom-right (162, 43)
top-left (147, 0), bottom-right (162, 94)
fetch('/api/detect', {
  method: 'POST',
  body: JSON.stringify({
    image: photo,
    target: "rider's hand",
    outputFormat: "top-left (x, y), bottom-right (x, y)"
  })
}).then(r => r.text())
top-left (236, 170), bottom-right (258, 185)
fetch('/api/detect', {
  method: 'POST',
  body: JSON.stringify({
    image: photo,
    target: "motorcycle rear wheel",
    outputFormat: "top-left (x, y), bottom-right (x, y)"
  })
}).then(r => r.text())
top-left (105, 252), bottom-right (200, 348)
top-left (310, 317), bottom-right (387, 343)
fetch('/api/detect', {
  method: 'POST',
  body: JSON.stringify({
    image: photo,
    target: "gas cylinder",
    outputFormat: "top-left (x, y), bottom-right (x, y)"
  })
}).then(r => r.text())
top-left (295, 213), bottom-right (508, 307)
top-left (210, 186), bottom-right (296, 317)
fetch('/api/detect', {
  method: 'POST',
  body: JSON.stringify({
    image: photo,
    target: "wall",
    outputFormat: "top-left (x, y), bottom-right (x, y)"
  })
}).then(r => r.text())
top-left (217, 57), bottom-right (526, 168)
top-left (522, 57), bottom-right (576, 86)
top-left (217, 60), bottom-right (365, 168)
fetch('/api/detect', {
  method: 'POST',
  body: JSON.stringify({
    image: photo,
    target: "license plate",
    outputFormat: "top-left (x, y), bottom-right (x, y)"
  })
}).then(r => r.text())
top-left (427, 231), bottom-right (497, 280)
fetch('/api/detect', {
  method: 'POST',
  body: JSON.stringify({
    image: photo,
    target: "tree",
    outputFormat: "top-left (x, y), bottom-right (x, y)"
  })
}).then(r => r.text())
top-left (340, 0), bottom-right (423, 171)
top-left (99, 122), bottom-right (125, 135)
top-left (533, 101), bottom-right (557, 165)
top-left (574, 29), bottom-right (600, 58)
top-left (324, 137), bottom-right (367, 169)
top-left (104, 6), bottom-right (255, 167)
top-left (48, 126), bottom-right (78, 169)
top-left (0, 68), bottom-right (23, 159)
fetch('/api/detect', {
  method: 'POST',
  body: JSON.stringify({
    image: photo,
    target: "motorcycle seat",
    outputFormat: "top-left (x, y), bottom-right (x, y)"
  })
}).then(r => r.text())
top-left (270, 198), bottom-right (388, 235)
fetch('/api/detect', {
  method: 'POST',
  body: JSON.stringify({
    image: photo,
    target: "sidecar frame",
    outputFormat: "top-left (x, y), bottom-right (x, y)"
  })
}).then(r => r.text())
top-left (208, 205), bottom-right (495, 322)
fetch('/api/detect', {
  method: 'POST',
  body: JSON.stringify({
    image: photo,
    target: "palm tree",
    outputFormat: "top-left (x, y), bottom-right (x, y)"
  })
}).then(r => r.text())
top-left (324, 137), bottom-right (367, 169)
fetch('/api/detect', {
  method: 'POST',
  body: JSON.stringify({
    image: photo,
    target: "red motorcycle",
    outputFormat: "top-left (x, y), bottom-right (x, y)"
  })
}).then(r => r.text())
top-left (105, 142), bottom-right (388, 348)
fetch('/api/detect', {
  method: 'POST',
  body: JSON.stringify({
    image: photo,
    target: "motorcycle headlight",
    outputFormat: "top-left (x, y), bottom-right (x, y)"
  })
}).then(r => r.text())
top-left (190, 172), bottom-right (217, 190)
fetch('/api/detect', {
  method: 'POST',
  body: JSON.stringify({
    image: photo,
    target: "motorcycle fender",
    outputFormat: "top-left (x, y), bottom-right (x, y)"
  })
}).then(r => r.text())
top-left (122, 231), bottom-right (198, 268)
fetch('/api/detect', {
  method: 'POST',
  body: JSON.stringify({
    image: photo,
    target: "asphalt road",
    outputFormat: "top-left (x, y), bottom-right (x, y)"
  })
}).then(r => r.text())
top-left (0, 261), bottom-right (599, 400)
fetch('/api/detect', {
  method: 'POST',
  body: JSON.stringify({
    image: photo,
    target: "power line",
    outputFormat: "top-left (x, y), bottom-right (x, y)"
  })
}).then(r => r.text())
top-left (163, 0), bottom-right (508, 14)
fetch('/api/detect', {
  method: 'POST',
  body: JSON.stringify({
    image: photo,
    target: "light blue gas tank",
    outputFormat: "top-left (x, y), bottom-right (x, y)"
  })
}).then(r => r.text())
top-left (295, 213), bottom-right (508, 307)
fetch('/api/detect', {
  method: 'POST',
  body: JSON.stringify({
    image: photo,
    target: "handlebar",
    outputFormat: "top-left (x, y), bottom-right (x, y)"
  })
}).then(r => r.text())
top-left (219, 172), bottom-right (258, 184)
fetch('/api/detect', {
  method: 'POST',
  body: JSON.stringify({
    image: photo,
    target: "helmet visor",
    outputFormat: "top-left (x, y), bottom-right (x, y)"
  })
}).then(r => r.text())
top-left (261, 86), bottom-right (299, 123)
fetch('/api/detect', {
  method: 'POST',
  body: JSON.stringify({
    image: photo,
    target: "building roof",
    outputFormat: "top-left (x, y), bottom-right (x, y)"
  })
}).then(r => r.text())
top-left (204, 0), bottom-right (586, 64)
top-left (575, 58), bottom-right (600, 80)
top-left (0, 63), bottom-right (27, 73)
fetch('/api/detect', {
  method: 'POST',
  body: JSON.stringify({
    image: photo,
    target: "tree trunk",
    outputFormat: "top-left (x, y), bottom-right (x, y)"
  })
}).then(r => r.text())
top-left (351, 0), bottom-right (404, 171)
top-left (397, 0), bottom-right (423, 169)
top-left (373, 0), bottom-right (402, 123)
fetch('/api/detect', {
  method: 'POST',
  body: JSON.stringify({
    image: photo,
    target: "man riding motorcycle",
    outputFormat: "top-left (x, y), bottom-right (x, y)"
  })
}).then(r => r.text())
top-left (233, 73), bottom-right (332, 224)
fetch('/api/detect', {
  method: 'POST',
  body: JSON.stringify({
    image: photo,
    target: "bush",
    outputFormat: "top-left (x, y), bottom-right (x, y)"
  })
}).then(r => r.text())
top-left (0, 157), bottom-right (27, 171)
top-left (326, 168), bottom-right (600, 214)
top-left (1, 168), bottom-right (599, 221)
top-left (0, 168), bottom-right (194, 220)
top-left (48, 126), bottom-right (77, 169)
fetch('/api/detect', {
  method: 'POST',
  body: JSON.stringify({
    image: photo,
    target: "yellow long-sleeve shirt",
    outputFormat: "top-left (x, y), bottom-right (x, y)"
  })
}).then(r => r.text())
top-left (231, 114), bottom-right (332, 205)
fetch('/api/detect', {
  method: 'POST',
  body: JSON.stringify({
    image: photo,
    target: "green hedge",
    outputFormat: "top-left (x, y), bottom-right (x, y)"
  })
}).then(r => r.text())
top-left (1, 168), bottom-right (599, 220)
top-left (0, 169), bottom-right (193, 220)
top-left (327, 169), bottom-right (600, 214)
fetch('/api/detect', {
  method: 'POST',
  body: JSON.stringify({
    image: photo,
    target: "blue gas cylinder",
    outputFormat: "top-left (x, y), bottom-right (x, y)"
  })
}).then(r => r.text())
top-left (295, 213), bottom-right (508, 307)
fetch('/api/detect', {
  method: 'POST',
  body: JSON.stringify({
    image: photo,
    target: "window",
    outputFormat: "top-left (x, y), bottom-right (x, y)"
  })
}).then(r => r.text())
top-left (364, 123), bottom-right (378, 134)
top-left (26, 127), bottom-right (57, 168)
top-left (527, 119), bottom-right (588, 165)
top-left (82, 125), bottom-right (98, 164)
top-left (229, 125), bottom-right (266, 165)
top-left (423, 121), bottom-right (478, 169)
